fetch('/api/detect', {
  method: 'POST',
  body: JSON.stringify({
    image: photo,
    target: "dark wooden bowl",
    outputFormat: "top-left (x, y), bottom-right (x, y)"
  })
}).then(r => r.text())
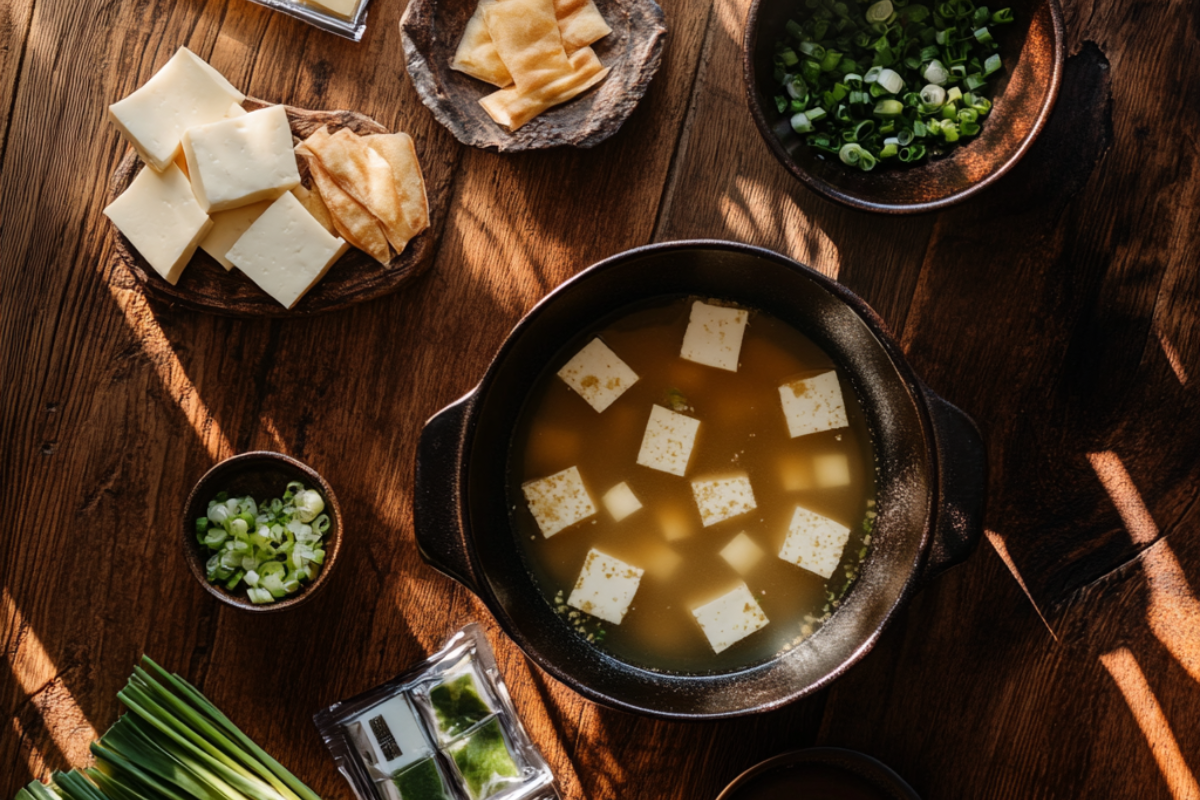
top-left (400, 0), bottom-right (667, 152)
top-left (182, 452), bottom-right (343, 612)
top-left (716, 748), bottom-right (922, 800)
top-left (743, 0), bottom-right (1065, 213)
top-left (108, 99), bottom-right (449, 316)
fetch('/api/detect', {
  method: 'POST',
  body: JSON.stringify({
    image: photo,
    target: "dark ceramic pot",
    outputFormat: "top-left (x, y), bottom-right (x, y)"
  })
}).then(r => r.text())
top-left (716, 748), bottom-right (922, 799)
top-left (414, 240), bottom-right (986, 719)
top-left (743, 0), bottom-right (1065, 212)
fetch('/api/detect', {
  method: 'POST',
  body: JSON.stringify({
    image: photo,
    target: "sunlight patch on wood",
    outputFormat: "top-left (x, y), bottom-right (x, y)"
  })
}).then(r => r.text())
top-left (105, 281), bottom-right (230, 462)
top-left (1155, 322), bottom-right (1189, 386)
top-left (720, 176), bottom-right (842, 279)
top-left (1101, 647), bottom-right (1200, 800)
top-left (984, 530), bottom-right (1057, 641)
top-left (3, 588), bottom-right (98, 773)
top-left (1087, 450), bottom-right (1158, 545)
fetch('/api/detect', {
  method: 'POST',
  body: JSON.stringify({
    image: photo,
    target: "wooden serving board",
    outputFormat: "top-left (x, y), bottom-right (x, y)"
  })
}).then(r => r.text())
top-left (107, 98), bottom-right (449, 317)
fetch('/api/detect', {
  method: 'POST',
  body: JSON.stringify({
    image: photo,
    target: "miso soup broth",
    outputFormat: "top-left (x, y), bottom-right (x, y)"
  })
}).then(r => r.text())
top-left (508, 296), bottom-right (877, 673)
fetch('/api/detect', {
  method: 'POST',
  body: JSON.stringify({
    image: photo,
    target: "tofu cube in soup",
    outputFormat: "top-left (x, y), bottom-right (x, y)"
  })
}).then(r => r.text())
top-left (779, 505), bottom-right (852, 579)
top-left (636, 405), bottom-right (700, 476)
top-left (658, 505), bottom-right (693, 541)
top-left (556, 338), bottom-right (639, 412)
top-left (813, 453), bottom-right (851, 488)
top-left (522, 466), bottom-right (596, 538)
top-left (639, 542), bottom-right (682, 580)
top-left (779, 370), bottom-right (849, 438)
top-left (691, 583), bottom-right (769, 654)
top-left (680, 301), bottom-right (750, 372)
top-left (720, 532), bottom-right (764, 575)
top-left (568, 549), bottom-right (644, 625)
top-left (602, 482), bottom-right (642, 522)
top-left (691, 474), bottom-right (757, 527)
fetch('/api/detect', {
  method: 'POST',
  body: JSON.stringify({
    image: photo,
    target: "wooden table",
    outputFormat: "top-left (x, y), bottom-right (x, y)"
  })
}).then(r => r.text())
top-left (3, 0), bottom-right (1199, 794)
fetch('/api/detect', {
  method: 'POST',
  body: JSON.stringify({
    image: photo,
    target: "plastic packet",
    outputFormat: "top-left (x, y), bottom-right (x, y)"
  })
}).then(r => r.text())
top-left (315, 624), bottom-right (559, 800)
top-left (242, 0), bottom-right (371, 41)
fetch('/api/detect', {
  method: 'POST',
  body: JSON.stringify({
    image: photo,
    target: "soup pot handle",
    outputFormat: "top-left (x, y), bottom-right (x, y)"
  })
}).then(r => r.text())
top-left (414, 393), bottom-right (481, 594)
top-left (919, 385), bottom-right (987, 586)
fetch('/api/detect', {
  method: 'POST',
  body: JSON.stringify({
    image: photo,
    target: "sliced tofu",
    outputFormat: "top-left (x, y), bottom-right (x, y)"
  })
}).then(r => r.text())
top-left (182, 105), bottom-right (302, 213)
top-left (108, 47), bottom-right (244, 172)
top-left (813, 453), bottom-right (851, 488)
top-left (556, 338), bottom-right (639, 413)
top-left (225, 102), bottom-right (247, 118)
top-left (521, 466), bottom-right (596, 538)
top-left (567, 549), bottom-right (644, 625)
top-left (779, 455), bottom-right (813, 492)
top-left (658, 505), bottom-right (693, 541)
top-left (680, 301), bottom-right (749, 372)
top-left (720, 532), bottom-right (764, 575)
top-left (103, 162), bottom-right (213, 285)
top-left (602, 482), bottom-right (642, 522)
top-left (779, 370), bottom-right (849, 438)
top-left (691, 582), bottom-right (769, 654)
top-left (778, 505), bottom-right (852, 579)
top-left (199, 199), bottom-right (273, 269)
top-left (691, 474), bottom-right (757, 527)
top-left (636, 405), bottom-right (700, 477)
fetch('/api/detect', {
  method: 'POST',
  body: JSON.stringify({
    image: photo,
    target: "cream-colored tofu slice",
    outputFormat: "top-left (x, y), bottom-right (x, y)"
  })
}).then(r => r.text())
top-left (225, 102), bottom-right (247, 117)
top-left (658, 505), bottom-right (693, 541)
top-left (108, 47), bottom-right (244, 172)
top-left (567, 549), bottom-right (643, 625)
top-left (602, 482), bottom-right (642, 522)
top-left (636, 405), bottom-right (700, 477)
top-left (103, 162), bottom-right (212, 285)
top-left (720, 532), bottom-right (765, 575)
top-left (182, 105), bottom-right (302, 212)
top-left (813, 453), bottom-right (851, 488)
top-left (225, 192), bottom-right (349, 309)
top-left (779, 370), bottom-right (849, 438)
top-left (778, 505), bottom-right (852, 579)
top-left (556, 338), bottom-right (639, 412)
top-left (691, 582), bottom-right (769, 654)
top-left (521, 466), bottom-right (596, 538)
top-left (199, 199), bottom-right (273, 269)
top-left (691, 473), bottom-right (757, 527)
top-left (680, 301), bottom-right (749, 372)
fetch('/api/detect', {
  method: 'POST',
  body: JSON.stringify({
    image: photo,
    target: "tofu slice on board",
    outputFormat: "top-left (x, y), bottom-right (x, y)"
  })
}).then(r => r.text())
top-left (568, 549), bottom-right (644, 625)
top-left (691, 582), bottom-right (769, 654)
top-left (556, 338), bottom-right (639, 412)
top-left (521, 466), bottom-right (596, 538)
top-left (779, 370), bottom-right (849, 438)
top-left (778, 505), bottom-right (852, 579)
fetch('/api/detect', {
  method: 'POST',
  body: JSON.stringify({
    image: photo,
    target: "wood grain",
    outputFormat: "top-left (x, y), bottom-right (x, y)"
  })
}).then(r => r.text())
top-left (4, 0), bottom-right (1200, 795)
top-left (108, 100), bottom-right (450, 317)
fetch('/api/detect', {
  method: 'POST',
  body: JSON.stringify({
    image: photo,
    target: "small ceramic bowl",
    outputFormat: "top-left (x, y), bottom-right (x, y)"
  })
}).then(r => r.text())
top-left (743, 0), bottom-right (1065, 213)
top-left (182, 452), bottom-right (343, 612)
top-left (716, 748), bottom-right (922, 800)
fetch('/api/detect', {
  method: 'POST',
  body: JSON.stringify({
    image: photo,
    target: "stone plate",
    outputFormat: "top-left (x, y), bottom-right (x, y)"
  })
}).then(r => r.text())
top-left (107, 99), bottom-right (448, 317)
top-left (401, 0), bottom-right (667, 152)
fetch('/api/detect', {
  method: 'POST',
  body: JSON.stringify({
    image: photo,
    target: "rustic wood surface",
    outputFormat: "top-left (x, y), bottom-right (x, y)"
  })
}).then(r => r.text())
top-left (1, 0), bottom-right (1198, 795)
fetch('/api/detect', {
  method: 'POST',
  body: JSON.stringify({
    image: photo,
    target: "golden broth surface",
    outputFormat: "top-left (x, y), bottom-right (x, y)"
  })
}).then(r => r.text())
top-left (508, 297), bottom-right (876, 673)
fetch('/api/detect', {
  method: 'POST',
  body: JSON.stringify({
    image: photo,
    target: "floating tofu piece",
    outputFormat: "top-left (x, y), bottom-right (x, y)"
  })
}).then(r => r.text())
top-left (108, 47), bottom-right (244, 172)
top-left (691, 474), bottom-right (757, 527)
top-left (658, 506), bottom-right (693, 541)
top-left (720, 533), bottom-right (765, 575)
top-left (779, 370), bottom-right (849, 438)
top-left (680, 301), bottom-right (750, 372)
top-left (556, 338), bottom-right (639, 413)
top-left (182, 105), bottom-right (301, 212)
top-left (636, 405), bottom-right (700, 477)
top-left (521, 466), bottom-right (596, 538)
top-left (602, 482), bottom-right (642, 522)
top-left (691, 583), bottom-right (769, 654)
top-left (226, 192), bottom-right (349, 309)
top-left (567, 549), bottom-right (643, 625)
top-left (639, 542), bottom-right (682, 580)
top-left (779, 505), bottom-right (852, 579)
top-left (103, 162), bottom-right (213, 285)
top-left (779, 455), bottom-right (813, 492)
top-left (199, 199), bottom-right (273, 269)
top-left (814, 453), bottom-right (851, 488)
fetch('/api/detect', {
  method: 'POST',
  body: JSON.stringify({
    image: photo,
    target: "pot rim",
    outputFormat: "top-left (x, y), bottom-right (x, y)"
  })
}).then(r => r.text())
top-left (450, 240), bottom-right (943, 718)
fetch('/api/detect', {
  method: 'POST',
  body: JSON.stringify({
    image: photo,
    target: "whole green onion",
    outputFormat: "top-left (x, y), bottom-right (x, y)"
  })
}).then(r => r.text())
top-left (773, 0), bottom-right (1014, 170)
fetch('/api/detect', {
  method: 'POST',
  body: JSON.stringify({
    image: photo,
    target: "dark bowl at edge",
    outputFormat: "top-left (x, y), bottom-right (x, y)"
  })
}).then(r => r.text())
top-left (182, 452), bottom-right (343, 612)
top-left (743, 0), bottom-right (1065, 213)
